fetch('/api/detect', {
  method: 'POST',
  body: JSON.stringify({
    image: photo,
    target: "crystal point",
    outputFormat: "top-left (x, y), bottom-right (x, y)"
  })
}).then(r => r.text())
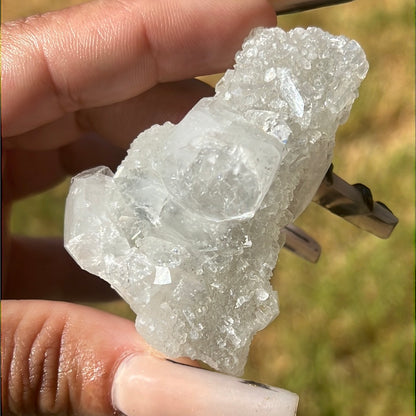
top-left (64, 27), bottom-right (368, 375)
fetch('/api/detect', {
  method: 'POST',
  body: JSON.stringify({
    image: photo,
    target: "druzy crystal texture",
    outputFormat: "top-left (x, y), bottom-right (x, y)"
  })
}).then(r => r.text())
top-left (64, 27), bottom-right (368, 375)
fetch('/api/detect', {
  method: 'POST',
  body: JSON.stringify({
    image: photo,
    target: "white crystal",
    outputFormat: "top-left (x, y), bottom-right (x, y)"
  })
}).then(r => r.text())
top-left (64, 27), bottom-right (368, 375)
top-left (154, 266), bottom-right (172, 285)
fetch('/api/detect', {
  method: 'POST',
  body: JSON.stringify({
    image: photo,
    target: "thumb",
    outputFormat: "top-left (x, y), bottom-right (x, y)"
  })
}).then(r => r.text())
top-left (1, 300), bottom-right (149, 415)
top-left (1, 300), bottom-right (298, 416)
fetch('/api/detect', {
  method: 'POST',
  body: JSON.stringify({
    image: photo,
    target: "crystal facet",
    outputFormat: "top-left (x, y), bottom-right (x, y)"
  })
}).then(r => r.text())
top-left (64, 27), bottom-right (368, 375)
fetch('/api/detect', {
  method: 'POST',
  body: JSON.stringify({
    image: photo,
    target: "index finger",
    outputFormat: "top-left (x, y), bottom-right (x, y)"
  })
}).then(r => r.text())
top-left (1, 0), bottom-right (276, 137)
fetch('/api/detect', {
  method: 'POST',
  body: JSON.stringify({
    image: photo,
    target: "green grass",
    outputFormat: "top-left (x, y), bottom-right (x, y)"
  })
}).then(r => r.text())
top-left (4, 0), bottom-right (415, 415)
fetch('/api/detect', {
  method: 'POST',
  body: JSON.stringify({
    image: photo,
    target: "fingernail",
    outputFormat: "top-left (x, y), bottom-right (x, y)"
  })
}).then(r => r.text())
top-left (112, 354), bottom-right (298, 416)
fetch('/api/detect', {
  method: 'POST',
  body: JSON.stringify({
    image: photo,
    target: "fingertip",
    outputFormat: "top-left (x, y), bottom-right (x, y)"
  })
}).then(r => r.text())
top-left (152, 0), bottom-right (278, 77)
top-left (243, 0), bottom-right (279, 27)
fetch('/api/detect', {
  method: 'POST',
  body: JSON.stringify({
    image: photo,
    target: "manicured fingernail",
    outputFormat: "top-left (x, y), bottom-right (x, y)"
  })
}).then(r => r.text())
top-left (112, 354), bottom-right (298, 416)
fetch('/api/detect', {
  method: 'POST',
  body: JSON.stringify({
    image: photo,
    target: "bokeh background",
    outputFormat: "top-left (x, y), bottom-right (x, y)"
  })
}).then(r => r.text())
top-left (3, 0), bottom-right (414, 415)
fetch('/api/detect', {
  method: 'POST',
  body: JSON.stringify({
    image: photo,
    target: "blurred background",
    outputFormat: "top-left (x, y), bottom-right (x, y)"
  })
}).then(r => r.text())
top-left (3, 0), bottom-right (414, 415)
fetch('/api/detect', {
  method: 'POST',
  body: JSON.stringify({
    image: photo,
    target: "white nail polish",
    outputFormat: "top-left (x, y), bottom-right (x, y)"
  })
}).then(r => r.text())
top-left (112, 354), bottom-right (298, 416)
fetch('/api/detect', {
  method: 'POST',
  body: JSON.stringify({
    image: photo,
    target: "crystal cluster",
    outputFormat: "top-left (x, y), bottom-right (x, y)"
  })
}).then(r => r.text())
top-left (64, 27), bottom-right (368, 375)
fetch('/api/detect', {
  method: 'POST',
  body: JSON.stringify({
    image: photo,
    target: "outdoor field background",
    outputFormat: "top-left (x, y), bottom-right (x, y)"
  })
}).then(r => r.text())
top-left (3, 0), bottom-right (414, 415)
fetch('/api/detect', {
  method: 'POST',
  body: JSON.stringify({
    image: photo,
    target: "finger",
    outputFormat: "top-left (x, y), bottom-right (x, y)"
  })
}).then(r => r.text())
top-left (3, 79), bottom-right (213, 201)
top-left (80, 78), bottom-right (215, 149)
top-left (3, 236), bottom-right (119, 302)
top-left (1, 300), bottom-right (157, 415)
top-left (1, 300), bottom-right (298, 416)
top-left (60, 132), bottom-right (127, 175)
top-left (3, 134), bottom-right (126, 201)
top-left (2, 0), bottom-right (276, 136)
top-left (3, 148), bottom-right (66, 202)
top-left (4, 79), bottom-right (214, 151)
top-left (3, 79), bottom-right (212, 202)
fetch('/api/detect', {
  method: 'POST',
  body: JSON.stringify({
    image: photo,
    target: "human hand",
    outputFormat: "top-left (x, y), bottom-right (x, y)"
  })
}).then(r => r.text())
top-left (1, 0), bottom-right (299, 414)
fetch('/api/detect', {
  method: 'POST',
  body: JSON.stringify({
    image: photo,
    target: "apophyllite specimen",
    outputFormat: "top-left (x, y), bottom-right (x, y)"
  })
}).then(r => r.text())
top-left (64, 27), bottom-right (368, 375)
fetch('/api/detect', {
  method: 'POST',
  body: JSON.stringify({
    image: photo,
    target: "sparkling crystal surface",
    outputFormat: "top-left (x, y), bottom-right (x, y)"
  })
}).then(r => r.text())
top-left (64, 27), bottom-right (368, 375)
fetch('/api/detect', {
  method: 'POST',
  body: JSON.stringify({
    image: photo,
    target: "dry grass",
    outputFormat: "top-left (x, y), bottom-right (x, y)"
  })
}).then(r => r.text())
top-left (4, 0), bottom-right (414, 415)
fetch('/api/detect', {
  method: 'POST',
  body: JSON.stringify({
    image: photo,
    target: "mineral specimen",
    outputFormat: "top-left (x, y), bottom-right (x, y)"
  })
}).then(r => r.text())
top-left (64, 27), bottom-right (368, 375)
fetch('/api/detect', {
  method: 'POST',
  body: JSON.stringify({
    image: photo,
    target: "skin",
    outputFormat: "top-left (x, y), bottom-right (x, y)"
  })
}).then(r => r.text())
top-left (1, 0), bottom-right (276, 414)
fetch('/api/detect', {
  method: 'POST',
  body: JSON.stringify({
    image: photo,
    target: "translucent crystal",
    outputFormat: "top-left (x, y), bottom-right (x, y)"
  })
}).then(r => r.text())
top-left (64, 27), bottom-right (368, 375)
